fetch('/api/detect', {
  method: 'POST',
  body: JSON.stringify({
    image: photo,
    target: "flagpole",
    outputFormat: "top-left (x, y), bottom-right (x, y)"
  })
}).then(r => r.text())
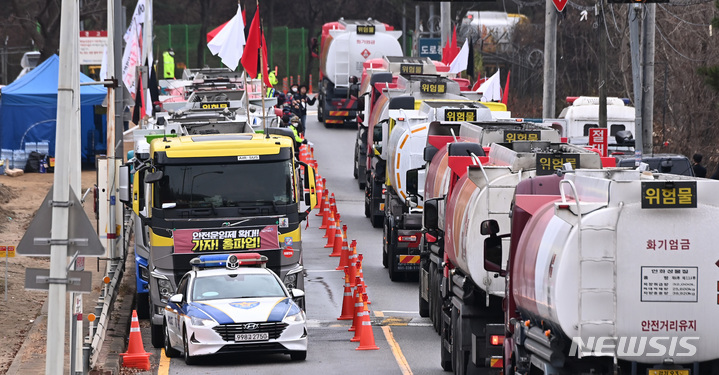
top-left (257, 0), bottom-right (266, 135)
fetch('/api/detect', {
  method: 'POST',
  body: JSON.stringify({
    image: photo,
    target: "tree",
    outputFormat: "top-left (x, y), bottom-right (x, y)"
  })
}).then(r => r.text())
top-left (697, 0), bottom-right (719, 93)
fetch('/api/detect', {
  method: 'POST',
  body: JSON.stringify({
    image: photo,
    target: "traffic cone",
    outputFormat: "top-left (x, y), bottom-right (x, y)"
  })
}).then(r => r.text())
top-left (356, 299), bottom-right (380, 350)
top-left (329, 224), bottom-right (346, 257)
top-left (316, 184), bottom-right (328, 217)
top-left (120, 310), bottom-right (152, 370)
top-left (338, 268), bottom-right (355, 320)
top-left (347, 242), bottom-right (359, 287)
top-left (319, 193), bottom-right (330, 227)
top-left (357, 254), bottom-right (370, 304)
top-left (329, 193), bottom-right (338, 219)
top-left (309, 74), bottom-right (313, 94)
top-left (350, 282), bottom-right (365, 338)
top-left (324, 212), bottom-right (336, 248)
top-left (316, 178), bottom-right (325, 207)
top-left (337, 239), bottom-right (355, 270)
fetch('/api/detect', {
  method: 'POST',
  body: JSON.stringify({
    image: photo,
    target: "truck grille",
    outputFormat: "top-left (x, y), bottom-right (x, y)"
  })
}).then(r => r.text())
top-left (213, 322), bottom-right (288, 341)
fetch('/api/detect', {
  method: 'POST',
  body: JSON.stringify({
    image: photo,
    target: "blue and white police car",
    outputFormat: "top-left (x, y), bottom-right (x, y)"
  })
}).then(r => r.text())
top-left (162, 253), bottom-right (307, 364)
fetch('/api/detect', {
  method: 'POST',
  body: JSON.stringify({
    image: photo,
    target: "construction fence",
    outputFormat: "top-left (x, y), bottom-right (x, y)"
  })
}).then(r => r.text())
top-left (154, 24), bottom-right (309, 84)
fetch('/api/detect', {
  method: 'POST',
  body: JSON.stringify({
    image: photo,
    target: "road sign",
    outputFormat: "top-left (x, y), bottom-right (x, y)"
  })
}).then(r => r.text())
top-left (589, 128), bottom-right (608, 157)
top-left (16, 187), bottom-right (106, 256)
top-left (0, 246), bottom-right (15, 258)
top-left (418, 38), bottom-right (442, 61)
top-left (24, 268), bottom-right (93, 293)
top-left (553, 0), bottom-right (568, 12)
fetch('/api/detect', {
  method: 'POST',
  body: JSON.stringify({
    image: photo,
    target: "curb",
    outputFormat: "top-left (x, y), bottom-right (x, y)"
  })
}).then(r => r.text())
top-left (6, 299), bottom-right (49, 375)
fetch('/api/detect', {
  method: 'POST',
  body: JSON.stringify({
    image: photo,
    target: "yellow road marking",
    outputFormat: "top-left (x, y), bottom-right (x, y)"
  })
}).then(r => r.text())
top-left (158, 348), bottom-right (171, 374)
top-left (375, 311), bottom-right (413, 375)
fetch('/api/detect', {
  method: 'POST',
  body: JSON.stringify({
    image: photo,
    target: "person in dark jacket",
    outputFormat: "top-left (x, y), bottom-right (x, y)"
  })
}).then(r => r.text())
top-left (692, 153), bottom-right (707, 177)
top-left (293, 84), bottom-right (316, 135)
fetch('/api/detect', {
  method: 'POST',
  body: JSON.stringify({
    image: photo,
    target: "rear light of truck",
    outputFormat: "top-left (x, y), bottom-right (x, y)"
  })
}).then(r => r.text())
top-left (424, 233), bottom-right (437, 243)
top-left (490, 335), bottom-right (505, 346)
top-left (398, 235), bottom-right (417, 242)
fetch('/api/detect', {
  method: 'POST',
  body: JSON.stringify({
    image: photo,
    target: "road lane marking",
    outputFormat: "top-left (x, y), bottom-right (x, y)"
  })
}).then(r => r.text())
top-left (374, 311), bottom-right (413, 375)
top-left (382, 310), bottom-right (419, 314)
top-left (158, 348), bottom-right (170, 375)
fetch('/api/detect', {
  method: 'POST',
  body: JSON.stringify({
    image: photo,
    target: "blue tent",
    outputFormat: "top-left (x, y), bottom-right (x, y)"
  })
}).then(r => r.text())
top-left (0, 54), bottom-right (107, 162)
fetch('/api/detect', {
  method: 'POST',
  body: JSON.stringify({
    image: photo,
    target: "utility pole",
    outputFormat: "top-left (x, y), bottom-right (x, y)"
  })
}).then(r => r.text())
top-left (542, 0), bottom-right (557, 118)
top-left (440, 2), bottom-right (450, 47)
top-left (629, 4), bottom-right (643, 162)
top-left (429, 5), bottom-right (436, 40)
top-left (598, 2), bottom-right (607, 130)
top-left (114, 0), bottom-right (124, 159)
top-left (46, 0), bottom-right (78, 372)
top-left (402, 2), bottom-right (407, 55)
top-left (642, 4), bottom-right (656, 155)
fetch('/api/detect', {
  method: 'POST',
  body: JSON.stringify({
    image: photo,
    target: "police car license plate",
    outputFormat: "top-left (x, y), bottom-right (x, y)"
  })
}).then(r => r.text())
top-left (235, 333), bottom-right (269, 342)
top-left (647, 370), bottom-right (689, 375)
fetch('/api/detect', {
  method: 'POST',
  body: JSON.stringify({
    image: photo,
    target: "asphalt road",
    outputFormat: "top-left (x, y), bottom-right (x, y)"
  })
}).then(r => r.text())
top-left (142, 110), bottom-right (446, 374)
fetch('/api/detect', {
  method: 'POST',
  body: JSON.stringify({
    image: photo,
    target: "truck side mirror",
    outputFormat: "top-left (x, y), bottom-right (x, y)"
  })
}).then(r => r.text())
top-left (423, 198), bottom-right (439, 230)
top-left (119, 165), bottom-right (131, 204)
top-left (483, 235), bottom-right (503, 274)
top-left (480, 219), bottom-right (499, 236)
top-left (145, 170), bottom-right (164, 183)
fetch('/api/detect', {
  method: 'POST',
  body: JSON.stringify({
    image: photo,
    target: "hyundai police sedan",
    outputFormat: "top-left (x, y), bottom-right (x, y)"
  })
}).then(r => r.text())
top-left (163, 253), bottom-right (307, 364)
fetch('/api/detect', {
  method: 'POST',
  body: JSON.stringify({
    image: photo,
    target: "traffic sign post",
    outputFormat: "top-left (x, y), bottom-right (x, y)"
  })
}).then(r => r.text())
top-left (1, 245), bottom-right (15, 301)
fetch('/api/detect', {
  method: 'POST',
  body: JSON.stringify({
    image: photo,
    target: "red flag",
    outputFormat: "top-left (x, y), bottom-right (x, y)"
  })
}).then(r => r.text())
top-left (240, 8), bottom-right (271, 87)
top-left (451, 25), bottom-right (457, 48)
top-left (501, 70), bottom-right (511, 105)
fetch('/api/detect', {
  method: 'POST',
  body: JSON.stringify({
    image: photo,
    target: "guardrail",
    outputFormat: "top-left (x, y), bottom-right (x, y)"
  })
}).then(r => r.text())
top-left (85, 212), bottom-right (133, 370)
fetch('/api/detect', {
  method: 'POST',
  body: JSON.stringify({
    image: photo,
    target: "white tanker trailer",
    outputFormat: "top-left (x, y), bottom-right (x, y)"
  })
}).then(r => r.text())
top-left (481, 169), bottom-right (719, 374)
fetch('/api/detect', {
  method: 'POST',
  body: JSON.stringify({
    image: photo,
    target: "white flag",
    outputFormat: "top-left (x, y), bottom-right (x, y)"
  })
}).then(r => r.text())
top-left (207, 4), bottom-right (246, 71)
top-left (477, 69), bottom-right (502, 102)
top-left (448, 38), bottom-right (469, 74)
top-left (121, 21), bottom-right (142, 99)
top-left (124, 0), bottom-right (146, 44)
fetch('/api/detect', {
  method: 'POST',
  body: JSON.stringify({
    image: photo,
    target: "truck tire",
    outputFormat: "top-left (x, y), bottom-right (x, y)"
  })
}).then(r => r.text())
top-left (419, 283), bottom-right (430, 317)
top-left (441, 306), bottom-right (453, 371)
top-left (151, 318), bottom-right (164, 348)
top-left (136, 292), bottom-right (149, 319)
top-left (370, 180), bottom-right (384, 228)
top-left (433, 266), bottom-right (443, 333)
top-left (388, 244), bottom-right (398, 281)
top-left (353, 143), bottom-right (359, 179)
top-left (382, 222), bottom-right (389, 268)
top-left (358, 164), bottom-right (366, 190)
top-left (317, 98), bottom-right (324, 122)
top-left (429, 262), bottom-right (438, 331)
top-left (451, 307), bottom-right (466, 375)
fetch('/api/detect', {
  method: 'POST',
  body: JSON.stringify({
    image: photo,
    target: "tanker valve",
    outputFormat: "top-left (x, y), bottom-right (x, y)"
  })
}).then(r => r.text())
top-left (544, 330), bottom-right (551, 337)
top-left (524, 320), bottom-right (531, 328)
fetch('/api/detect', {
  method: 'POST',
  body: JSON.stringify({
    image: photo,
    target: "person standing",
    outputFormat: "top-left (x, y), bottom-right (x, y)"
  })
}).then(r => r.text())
top-left (692, 153), bottom-right (707, 177)
top-left (294, 84), bottom-right (316, 135)
top-left (162, 48), bottom-right (175, 79)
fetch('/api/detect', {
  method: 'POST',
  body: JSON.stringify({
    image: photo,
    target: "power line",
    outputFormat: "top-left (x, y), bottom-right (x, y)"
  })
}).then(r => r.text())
top-left (655, 23), bottom-right (709, 62)
top-left (657, 4), bottom-right (711, 27)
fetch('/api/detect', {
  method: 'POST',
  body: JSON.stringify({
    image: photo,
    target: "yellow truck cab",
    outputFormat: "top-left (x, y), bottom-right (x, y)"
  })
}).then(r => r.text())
top-left (123, 133), bottom-right (316, 347)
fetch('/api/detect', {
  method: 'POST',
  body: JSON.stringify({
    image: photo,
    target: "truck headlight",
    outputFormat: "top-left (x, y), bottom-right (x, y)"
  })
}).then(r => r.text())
top-left (157, 278), bottom-right (173, 303)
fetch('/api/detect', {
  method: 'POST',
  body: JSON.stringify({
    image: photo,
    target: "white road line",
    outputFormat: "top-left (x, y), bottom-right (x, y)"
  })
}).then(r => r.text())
top-left (305, 269), bottom-right (343, 273)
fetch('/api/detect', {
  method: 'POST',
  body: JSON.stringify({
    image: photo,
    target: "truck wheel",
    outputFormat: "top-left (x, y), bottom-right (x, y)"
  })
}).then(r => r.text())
top-left (441, 336), bottom-right (453, 371)
top-left (358, 164), bottom-right (366, 190)
top-left (353, 144), bottom-right (359, 179)
top-left (428, 262), bottom-right (437, 330)
top-left (441, 306), bottom-right (453, 371)
top-left (451, 307), bottom-right (466, 375)
top-left (365, 197), bottom-right (371, 218)
top-left (136, 292), bottom-right (149, 319)
top-left (433, 272), bottom-right (443, 334)
top-left (150, 318), bottom-right (164, 348)
top-left (317, 100), bottom-right (324, 122)
top-left (388, 244), bottom-right (398, 281)
top-left (382, 222), bottom-right (389, 268)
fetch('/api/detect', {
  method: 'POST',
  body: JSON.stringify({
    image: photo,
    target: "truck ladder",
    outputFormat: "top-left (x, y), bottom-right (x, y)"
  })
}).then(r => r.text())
top-left (560, 180), bottom-right (622, 361)
top-left (333, 35), bottom-right (351, 87)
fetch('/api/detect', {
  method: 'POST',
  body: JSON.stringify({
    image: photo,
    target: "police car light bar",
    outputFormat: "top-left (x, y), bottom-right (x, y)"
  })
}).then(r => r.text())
top-left (190, 253), bottom-right (268, 270)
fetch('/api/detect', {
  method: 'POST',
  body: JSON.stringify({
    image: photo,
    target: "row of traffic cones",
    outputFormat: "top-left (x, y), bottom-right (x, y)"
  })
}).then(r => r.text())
top-left (307, 143), bottom-right (379, 350)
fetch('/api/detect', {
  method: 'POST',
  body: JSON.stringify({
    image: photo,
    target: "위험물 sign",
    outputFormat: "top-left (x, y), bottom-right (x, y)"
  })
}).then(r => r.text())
top-left (641, 181), bottom-right (697, 209)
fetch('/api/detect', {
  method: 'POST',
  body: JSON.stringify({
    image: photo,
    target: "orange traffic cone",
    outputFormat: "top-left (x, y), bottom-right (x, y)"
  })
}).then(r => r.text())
top-left (316, 177), bottom-right (325, 207)
top-left (120, 310), bottom-right (152, 370)
top-left (356, 298), bottom-right (380, 350)
top-left (347, 242), bottom-right (358, 287)
top-left (350, 282), bottom-right (365, 338)
top-left (329, 193), bottom-right (338, 219)
top-left (329, 215), bottom-right (344, 255)
top-left (324, 212), bottom-right (336, 248)
top-left (357, 254), bottom-right (370, 304)
top-left (338, 268), bottom-right (355, 320)
top-left (316, 184), bottom-right (328, 217)
top-left (319, 193), bottom-right (330, 227)
top-left (336, 239), bottom-right (354, 270)
top-left (329, 224), bottom-right (346, 257)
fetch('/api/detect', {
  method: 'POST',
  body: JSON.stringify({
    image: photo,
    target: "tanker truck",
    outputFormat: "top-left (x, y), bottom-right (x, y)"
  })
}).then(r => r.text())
top-left (417, 121), bottom-right (563, 328)
top-left (317, 19), bottom-right (403, 127)
top-left (481, 169), bottom-right (719, 374)
top-left (381, 100), bottom-right (501, 281)
top-left (425, 141), bottom-right (603, 373)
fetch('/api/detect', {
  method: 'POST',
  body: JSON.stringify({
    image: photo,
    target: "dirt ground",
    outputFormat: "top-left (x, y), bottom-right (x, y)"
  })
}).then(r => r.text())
top-left (0, 171), bottom-right (97, 374)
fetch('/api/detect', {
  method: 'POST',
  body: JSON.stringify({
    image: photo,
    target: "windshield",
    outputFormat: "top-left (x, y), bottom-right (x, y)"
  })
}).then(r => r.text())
top-left (155, 161), bottom-right (294, 208)
top-left (192, 273), bottom-right (286, 301)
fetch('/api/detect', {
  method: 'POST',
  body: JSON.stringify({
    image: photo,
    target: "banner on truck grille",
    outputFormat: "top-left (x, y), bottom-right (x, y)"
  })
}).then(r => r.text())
top-left (173, 225), bottom-right (279, 253)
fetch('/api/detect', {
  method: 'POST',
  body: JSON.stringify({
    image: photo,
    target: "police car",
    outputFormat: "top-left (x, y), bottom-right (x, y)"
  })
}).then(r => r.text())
top-left (163, 253), bottom-right (307, 364)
